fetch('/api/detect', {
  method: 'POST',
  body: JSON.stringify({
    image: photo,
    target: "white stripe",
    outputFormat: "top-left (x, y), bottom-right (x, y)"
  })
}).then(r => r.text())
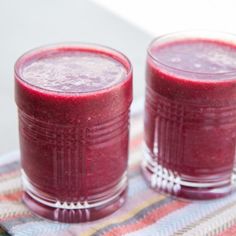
top-left (130, 120), bottom-right (143, 139)
top-left (0, 177), bottom-right (21, 194)
top-left (128, 175), bottom-right (148, 197)
top-left (0, 150), bottom-right (20, 166)
top-left (131, 97), bottom-right (144, 117)
top-left (129, 148), bottom-right (142, 165)
top-left (125, 192), bottom-right (236, 236)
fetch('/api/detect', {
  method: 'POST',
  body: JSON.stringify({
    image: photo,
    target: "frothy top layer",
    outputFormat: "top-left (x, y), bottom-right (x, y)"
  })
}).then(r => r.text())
top-left (150, 39), bottom-right (236, 77)
top-left (20, 50), bottom-right (127, 93)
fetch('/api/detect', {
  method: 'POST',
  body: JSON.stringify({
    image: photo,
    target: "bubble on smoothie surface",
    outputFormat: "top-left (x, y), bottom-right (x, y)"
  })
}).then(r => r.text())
top-left (21, 51), bottom-right (127, 92)
top-left (152, 40), bottom-right (236, 75)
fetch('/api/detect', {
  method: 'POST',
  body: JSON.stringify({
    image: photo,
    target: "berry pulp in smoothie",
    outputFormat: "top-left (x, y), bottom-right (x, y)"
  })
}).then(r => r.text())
top-left (143, 38), bottom-right (236, 199)
top-left (15, 45), bottom-right (132, 222)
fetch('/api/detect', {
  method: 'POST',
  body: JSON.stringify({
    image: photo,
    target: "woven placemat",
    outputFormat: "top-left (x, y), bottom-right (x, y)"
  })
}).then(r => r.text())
top-left (1, 117), bottom-right (236, 236)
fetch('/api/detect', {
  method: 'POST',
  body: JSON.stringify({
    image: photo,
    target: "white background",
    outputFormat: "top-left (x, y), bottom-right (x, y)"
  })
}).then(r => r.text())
top-left (94, 0), bottom-right (236, 35)
top-left (1, 0), bottom-right (236, 155)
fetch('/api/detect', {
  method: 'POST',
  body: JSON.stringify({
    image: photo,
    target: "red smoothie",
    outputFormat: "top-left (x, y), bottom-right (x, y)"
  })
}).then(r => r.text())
top-left (142, 32), bottom-right (236, 200)
top-left (15, 44), bottom-right (132, 222)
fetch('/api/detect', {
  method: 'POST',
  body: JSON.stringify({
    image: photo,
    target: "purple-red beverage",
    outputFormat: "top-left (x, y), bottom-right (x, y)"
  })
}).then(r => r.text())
top-left (15, 44), bottom-right (132, 222)
top-left (142, 31), bottom-right (236, 200)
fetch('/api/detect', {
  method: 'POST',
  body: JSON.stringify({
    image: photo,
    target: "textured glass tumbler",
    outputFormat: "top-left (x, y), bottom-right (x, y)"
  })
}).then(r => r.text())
top-left (15, 44), bottom-right (133, 222)
top-left (142, 31), bottom-right (236, 200)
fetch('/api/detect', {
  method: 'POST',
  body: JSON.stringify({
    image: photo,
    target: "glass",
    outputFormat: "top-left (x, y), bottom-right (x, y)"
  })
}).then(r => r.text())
top-left (15, 43), bottom-right (132, 222)
top-left (142, 31), bottom-right (236, 200)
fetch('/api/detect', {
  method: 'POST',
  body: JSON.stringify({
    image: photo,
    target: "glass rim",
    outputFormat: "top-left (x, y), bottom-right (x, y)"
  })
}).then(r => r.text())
top-left (14, 42), bottom-right (132, 95)
top-left (147, 30), bottom-right (236, 76)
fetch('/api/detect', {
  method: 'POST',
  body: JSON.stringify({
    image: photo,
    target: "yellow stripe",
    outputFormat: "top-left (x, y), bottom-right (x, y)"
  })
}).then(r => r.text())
top-left (82, 195), bottom-right (166, 236)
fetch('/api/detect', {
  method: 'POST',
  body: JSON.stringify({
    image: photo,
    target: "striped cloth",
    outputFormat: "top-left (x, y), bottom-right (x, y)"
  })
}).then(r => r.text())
top-left (1, 116), bottom-right (236, 236)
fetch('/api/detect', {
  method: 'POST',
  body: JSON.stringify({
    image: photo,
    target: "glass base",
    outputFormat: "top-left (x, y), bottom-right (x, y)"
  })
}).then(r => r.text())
top-left (142, 145), bottom-right (235, 200)
top-left (22, 172), bottom-right (127, 223)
